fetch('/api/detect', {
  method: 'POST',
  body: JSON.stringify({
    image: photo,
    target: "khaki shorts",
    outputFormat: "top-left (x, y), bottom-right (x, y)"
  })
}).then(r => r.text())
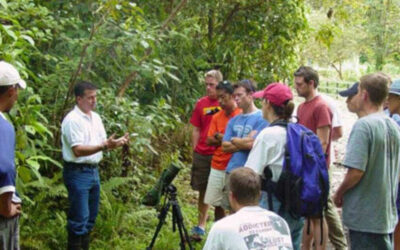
top-left (190, 152), bottom-right (212, 191)
top-left (204, 168), bottom-right (226, 207)
top-left (221, 172), bottom-right (231, 210)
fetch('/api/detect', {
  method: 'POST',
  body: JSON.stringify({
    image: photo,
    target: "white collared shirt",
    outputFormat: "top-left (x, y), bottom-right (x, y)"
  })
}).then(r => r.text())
top-left (61, 106), bottom-right (107, 164)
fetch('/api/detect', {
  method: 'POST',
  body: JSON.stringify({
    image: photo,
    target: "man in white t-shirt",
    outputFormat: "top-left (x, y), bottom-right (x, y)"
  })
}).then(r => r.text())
top-left (203, 168), bottom-right (293, 250)
top-left (318, 93), bottom-right (347, 250)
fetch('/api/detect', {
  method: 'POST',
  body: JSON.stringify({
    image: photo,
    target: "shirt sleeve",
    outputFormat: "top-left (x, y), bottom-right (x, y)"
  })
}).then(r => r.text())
top-left (190, 100), bottom-right (202, 128)
top-left (245, 133), bottom-right (278, 175)
top-left (343, 120), bottom-right (369, 171)
top-left (315, 104), bottom-right (332, 128)
top-left (63, 119), bottom-right (85, 147)
top-left (98, 116), bottom-right (107, 141)
top-left (203, 224), bottom-right (222, 250)
top-left (222, 118), bottom-right (235, 142)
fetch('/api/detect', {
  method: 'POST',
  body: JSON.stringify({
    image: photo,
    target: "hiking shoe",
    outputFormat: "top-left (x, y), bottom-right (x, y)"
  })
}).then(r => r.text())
top-left (190, 226), bottom-right (205, 242)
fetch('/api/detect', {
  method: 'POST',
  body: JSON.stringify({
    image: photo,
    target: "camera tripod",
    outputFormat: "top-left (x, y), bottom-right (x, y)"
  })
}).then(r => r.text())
top-left (146, 184), bottom-right (193, 250)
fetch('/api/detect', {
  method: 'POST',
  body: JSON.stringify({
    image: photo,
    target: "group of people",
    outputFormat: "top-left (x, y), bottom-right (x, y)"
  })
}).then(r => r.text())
top-left (190, 68), bottom-right (400, 250)
top-left (1, 60), bottom-right (400, 250)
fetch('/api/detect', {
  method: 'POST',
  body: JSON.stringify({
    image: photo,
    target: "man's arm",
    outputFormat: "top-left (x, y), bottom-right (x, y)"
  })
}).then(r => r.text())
top-left (192, 126), bottom-right (200, 151)
top-left (231, 137), bottom-right (255, 150)
top-left (206, 133), bottom-right (223, 146)
top-left (333, 168), bottom-right (364, 207)
top-left (222, 141), bottom-right (239, 153)
top-left (316, 125), bottom-right (331, 153)
top-left (230, 130), bottom-right (258, 150)
top-left (72, 133), bottom-right (129, 157)
top-left (0, 192), bottom-right (21, 218)
top-left (331, 126), bottom-right (343, 141)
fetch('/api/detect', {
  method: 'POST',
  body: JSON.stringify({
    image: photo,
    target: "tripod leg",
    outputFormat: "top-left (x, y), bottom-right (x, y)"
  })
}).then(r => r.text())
top-left (147, 202), bottom-right (172, 250)
top-left (172, 201), bottom-right (194, 250)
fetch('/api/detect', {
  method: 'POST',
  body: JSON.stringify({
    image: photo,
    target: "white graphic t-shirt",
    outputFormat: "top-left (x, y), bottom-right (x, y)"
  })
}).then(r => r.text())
top-left (203, 206), bottom-right (293, 250)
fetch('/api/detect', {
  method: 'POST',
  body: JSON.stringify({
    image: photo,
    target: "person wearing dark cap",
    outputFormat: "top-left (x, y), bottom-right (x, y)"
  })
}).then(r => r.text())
top-left (0, 61), bottom-right (26, 249)
top-left (245, 83), bottom-right (303, 250)
top-left (339, 82), bottom-right (359, 113)
top-left (386, 79), bottom-right (400, 250)
top-left (204, 81), bottom-right (241, 222)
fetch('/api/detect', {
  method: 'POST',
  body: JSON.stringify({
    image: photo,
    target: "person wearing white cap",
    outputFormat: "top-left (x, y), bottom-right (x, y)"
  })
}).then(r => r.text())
top-left (0, 61), bottom-right (26, 249)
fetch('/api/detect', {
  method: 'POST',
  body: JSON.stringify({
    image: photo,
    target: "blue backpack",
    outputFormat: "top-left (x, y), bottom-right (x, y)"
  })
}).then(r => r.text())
top-left (263, 121), bottom-right (330, 218)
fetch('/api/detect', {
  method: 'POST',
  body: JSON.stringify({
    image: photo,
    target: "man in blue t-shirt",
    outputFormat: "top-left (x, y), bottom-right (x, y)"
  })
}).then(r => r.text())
top-left (221, 80), bottom-right (268, 209)
top-left (0, 61), bottom-right (27, 249)
top-left (222, 80), bottom-right (268, 173)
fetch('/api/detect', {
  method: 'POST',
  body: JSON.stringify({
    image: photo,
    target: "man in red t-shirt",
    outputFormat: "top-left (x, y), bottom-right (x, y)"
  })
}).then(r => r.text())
top-left (204, 81), bottom-right (241, 223)
top-left (294, 66), bottom-right (332, 250)
top-left (189, 69), bottom-right (222, 240)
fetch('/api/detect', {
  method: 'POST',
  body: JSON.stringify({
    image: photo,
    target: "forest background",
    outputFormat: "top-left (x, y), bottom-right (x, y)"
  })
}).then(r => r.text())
top-left (1, 0), bottom-right (400, 249)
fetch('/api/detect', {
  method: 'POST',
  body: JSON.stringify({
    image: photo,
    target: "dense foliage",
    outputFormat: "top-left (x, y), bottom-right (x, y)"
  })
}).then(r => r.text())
top-left (0, 0), bottom-right (309, 249)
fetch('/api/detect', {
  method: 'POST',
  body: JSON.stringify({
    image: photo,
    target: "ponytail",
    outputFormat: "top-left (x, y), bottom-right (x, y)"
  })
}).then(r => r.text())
top-left (270, 100), bottom-right (294, 121)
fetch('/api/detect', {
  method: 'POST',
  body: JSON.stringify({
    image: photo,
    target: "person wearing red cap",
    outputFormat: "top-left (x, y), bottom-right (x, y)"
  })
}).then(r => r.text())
top-left (245, 83), bottom-right (304, 250)
top-left (294, 66), bottom-right (331, 250)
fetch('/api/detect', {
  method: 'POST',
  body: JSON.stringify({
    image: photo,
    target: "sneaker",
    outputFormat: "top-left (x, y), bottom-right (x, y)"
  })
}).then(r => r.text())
top-left (190, 226), bottom-right (205, 242)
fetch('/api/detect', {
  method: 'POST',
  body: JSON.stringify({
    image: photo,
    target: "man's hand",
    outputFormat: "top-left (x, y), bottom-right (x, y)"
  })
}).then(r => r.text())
top-left (10, 203), bottom-right (21, 217)
top-left (333, 192), bottom-right (343, 208)
top-left (103, 133), bottom-right (129, 150)
top-left (0, 193), bottom-right (21, 218)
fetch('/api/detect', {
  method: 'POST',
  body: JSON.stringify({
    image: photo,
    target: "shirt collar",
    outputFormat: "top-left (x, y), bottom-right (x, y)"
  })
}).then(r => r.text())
top-left (73, 105), bottom-right (92, 120)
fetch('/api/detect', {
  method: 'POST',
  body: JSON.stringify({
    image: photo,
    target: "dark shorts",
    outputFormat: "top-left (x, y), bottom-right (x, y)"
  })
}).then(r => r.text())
top-left (397, 185), bottom-right (400, 217)
top-left (0, 215), bottom-right (19, 250)
top-left (190, 152), bottom-right (212, 191)
top-left (349, 230), bottom-right (393, 250)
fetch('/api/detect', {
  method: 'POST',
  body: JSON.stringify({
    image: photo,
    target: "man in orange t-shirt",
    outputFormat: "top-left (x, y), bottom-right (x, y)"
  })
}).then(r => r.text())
top-left (204, 80), bottom-right (241, 221)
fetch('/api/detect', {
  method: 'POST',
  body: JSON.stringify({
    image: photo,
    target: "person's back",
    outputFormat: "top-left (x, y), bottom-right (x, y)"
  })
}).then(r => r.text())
top-left (203, 167), bottom-right (293, 250)
top-left (203, 206), bottom-right (293, 250)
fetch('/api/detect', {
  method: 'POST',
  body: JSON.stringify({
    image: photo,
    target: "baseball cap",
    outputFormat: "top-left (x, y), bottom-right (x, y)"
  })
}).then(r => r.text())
top-left (339, 82), bottom-right (358, 97)
top-left (389, 79), bottom-right (400, 96)
top-left (252, 83), bottom-right (293, 107)
top-left (0, 61), bottom-right (26, 89)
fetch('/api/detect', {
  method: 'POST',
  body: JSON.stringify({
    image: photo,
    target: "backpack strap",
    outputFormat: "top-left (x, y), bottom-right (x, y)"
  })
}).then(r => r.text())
top-left (262, 166), bottom-right (276, 211)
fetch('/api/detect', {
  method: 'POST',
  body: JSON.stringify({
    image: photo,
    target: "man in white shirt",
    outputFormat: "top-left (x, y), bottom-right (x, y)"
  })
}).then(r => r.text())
top-left (62, 81), bottom-right (128, 250)
top-left (203, 167), bottom-right (293, 250)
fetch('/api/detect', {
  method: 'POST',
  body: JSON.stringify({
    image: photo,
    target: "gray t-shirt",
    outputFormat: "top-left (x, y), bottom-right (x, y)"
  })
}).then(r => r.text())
top-left (343, 112), bottom-right (400, 233)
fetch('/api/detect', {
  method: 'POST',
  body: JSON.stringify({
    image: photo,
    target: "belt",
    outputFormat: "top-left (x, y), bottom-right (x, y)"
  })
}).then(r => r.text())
top-left (64, 161), bottom-right (98, 169)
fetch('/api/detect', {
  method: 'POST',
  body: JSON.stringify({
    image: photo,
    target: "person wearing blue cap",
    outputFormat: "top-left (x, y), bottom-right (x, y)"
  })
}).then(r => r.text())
top-left (339, 82), bottom-right (359, 113)
top-left (386, 79), bottom-right (400, 250)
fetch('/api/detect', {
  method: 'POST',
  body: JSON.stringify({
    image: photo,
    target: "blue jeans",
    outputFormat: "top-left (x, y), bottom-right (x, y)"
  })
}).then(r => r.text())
top-left (349, 230), bottom-right (393, 250)
top-left (260, 191), bottom-right (304, 250)
top-left (63, 165), bottom-right (100, 235)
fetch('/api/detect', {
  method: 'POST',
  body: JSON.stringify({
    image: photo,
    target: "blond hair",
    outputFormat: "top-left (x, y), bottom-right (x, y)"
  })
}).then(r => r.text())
top-left (204, 70), bottom-right (223, 83)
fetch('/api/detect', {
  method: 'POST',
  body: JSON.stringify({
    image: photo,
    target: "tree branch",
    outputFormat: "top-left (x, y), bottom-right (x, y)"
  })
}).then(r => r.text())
top-left (117, 0), bottom-right (187, 98)
top-left (60, 10), bottom-right (109, 117)
top-left (219, 3), bottom-right (240, 34)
